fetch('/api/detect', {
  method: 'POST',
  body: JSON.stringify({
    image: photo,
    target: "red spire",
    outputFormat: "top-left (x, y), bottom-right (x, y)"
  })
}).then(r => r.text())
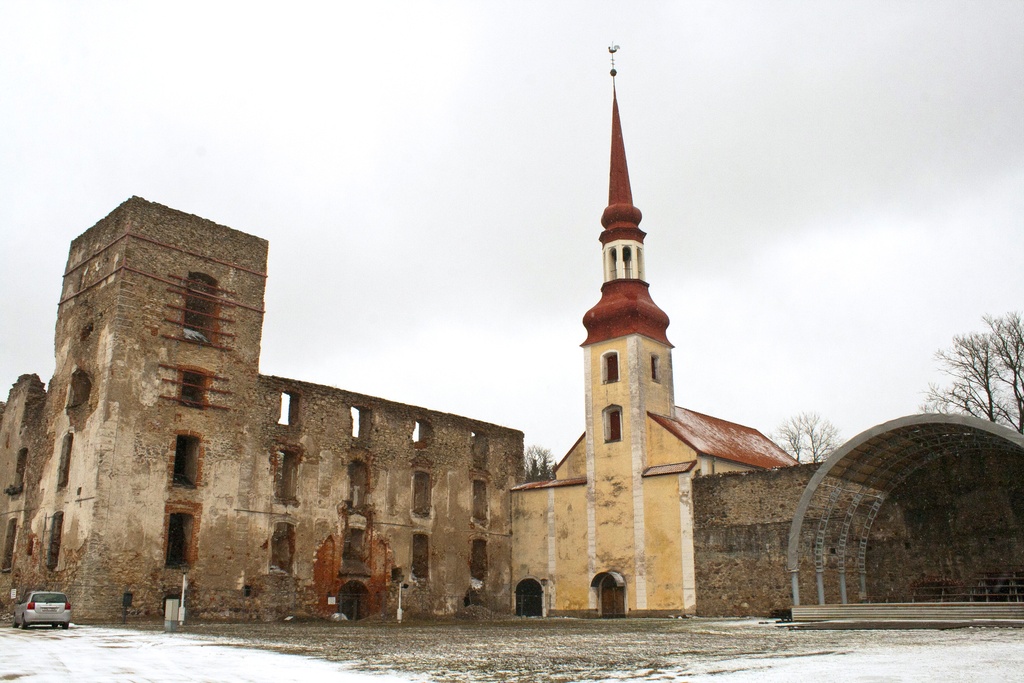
top-left (601, 85), bottom-right (644, 236)
top-left (583, 83), bottom-right (671, 347)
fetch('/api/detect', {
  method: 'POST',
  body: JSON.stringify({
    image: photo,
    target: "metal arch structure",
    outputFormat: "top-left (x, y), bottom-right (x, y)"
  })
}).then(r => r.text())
top-left (786, 413), bottom-right (1024, 606)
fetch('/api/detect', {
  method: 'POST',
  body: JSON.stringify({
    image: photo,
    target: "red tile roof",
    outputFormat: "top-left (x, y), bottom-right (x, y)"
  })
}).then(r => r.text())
top-left (650, 408), bottom-right (797, 470)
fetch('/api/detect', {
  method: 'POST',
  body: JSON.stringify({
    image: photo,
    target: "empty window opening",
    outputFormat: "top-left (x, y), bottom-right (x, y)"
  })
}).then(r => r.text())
top-left (651, 355), bottom-right (661, 382)
top-left (165, 513), bottom-right (193, 568)
top-left (180, 370), bottom-right (209, 409)
top-left (350, 405), bottom-right (370, 444)
top-left (277, 392), bottom-right (299, 425)
top-left (183, 272), bottom-right (219, 343)
top-left (173, 435), bottom-right (200, 487)
top-left (412, 419), bottom-right (433, 447)
top-left (14, 447), bottom-right (28, 489)
top-left (343, 528), bottom-right (365, 560)
top-left (347, 461), bottom-right (368, 508)
top-left (47, 511), bottom-right (64, 570)
top-left (275, 450), bottom-right (299, 501)
top-left (2, 519), bottom-right (16, 570)
top-left (609, 247), bottom-right (618, 279)
top-left (636, 248), bottom-right (645, 280)
top-left (471, 431), bottom-right (488, 470)
top-left (604, 407), bottom-right (622, 443)
top-left (412, 471), bottom-right (431, 517)
top-left (57, 433), bottom-right (73, 489)
top-left (411, 533), bottom-right (429, 580)
top-left (242, 585), bottom-right (253, 598)
top-left (622, 247), bottom-right (633, 278)
top-left (472, 480), bottom-right (488, 522)
top-left (270, 522), bottom-right (295, 573)
top-left (603, 352), bottom-right (619, 383)
top-left (67, 369), bottom-right (92, 408)
top-left (470, 539), bottom-right (488, 581)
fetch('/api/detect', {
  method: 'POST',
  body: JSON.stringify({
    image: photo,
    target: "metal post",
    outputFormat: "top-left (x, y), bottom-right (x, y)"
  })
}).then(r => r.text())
top-left (179, 570), bottom-right (188, 625)
top-left (396, 582), bottom-right (407, 623)
top-left (816, 570), bottom-right (825, 605)
top-left (791, 571), bottom-right (800, 606)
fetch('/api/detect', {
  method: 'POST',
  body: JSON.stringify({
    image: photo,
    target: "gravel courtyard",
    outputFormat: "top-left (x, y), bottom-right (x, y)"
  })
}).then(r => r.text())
top-left (91, 617), bottom-right (1024, 682)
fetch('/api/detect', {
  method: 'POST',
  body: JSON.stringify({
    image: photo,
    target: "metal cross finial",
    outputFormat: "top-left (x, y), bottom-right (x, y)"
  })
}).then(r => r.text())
top-left (608, 44), bottom-right (619, 78)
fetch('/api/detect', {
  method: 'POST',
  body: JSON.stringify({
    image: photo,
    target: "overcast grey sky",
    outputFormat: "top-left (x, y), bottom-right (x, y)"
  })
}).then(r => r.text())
top-left (2, 1), bottom-right (1022, 457)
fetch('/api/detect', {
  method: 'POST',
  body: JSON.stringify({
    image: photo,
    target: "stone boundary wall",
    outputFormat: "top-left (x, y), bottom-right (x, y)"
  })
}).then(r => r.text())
top-left (692, 464), bottom-right (816, 616)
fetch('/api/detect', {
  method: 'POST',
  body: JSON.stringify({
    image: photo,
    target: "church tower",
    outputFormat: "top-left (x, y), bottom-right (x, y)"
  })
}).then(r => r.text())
top-left (579, 81), bottom-right (676, 612)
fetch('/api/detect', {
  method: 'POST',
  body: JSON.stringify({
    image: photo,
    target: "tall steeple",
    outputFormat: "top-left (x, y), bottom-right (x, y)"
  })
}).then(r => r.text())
top-left (582, 81), bottom-right (671, 347)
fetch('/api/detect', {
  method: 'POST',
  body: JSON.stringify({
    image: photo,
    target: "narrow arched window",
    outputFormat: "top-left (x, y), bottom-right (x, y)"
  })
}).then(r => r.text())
top-left (609, 248), bottom-right (618, 279)
top-left (622, 247), bottom-right (633, 278)
top-left (57, 434), bottom-right (73, 489)
top-left (603, 352), bottom-right (619, 384)
top-left (603, 406), bottom-right (622, 443)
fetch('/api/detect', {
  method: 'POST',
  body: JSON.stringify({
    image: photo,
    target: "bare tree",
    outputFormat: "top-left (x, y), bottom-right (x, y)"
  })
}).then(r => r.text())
top-left (772, 412), bottom-right (842, 463)
top-left (523, 445), bottom-right (555, 483)
top-left (922, 312), bottom-right (1024, 434)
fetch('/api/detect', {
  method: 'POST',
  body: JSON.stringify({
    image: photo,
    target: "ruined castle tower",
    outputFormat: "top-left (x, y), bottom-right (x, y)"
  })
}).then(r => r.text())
top-left (1, 197), bottom-right (523, 619)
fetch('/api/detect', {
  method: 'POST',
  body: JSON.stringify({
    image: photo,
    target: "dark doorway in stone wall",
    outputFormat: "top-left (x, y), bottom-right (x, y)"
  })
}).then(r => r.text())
top-left (592, 572), bottom-right (625, 617)
top-left (515, 579), bottom-right (543, 617)
top-left (338, 580), bottom-right (369, 621)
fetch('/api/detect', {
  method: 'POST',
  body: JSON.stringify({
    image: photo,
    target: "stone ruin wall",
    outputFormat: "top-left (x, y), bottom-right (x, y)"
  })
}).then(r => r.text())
top-left (692, 464), bottom-right (816, 616)
top-left (0, 197), bottom-right (524, 621)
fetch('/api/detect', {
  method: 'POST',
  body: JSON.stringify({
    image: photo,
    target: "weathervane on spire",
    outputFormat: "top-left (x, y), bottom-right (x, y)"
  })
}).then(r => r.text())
top-left (608, 43), bottom-right (619, 78)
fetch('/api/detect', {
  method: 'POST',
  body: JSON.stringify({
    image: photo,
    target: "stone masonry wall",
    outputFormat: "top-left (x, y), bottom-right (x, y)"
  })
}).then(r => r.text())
top-left (692, 464), bottom-right (816, 616)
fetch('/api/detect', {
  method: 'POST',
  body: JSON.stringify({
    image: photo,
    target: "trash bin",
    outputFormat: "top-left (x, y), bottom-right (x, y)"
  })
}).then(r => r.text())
top-left (164, 598), bottom-right (180, 632)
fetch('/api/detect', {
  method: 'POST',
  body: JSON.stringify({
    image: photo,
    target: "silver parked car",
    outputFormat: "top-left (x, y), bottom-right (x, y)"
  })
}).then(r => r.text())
top-left (13, 591), bottom-right (71, 629)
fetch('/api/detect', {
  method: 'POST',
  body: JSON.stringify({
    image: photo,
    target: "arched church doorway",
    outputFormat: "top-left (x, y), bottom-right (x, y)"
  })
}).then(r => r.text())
top-left (338, 580), bottom-right (369, 621)
top-left (591, 572), bottom-right (625, 617)
top-left (515, 579), bottom-right (544, 617)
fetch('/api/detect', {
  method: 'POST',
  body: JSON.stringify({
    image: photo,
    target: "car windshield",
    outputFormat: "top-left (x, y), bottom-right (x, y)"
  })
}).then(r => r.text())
top-left (30, 593), bottom-right (68, 603)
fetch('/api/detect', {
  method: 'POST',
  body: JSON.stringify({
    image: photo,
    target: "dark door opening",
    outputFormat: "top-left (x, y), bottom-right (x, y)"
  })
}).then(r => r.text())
top-left (338, 580), bottom-right (369, 621)
top-left (515, 579), bottom-right (544, 617)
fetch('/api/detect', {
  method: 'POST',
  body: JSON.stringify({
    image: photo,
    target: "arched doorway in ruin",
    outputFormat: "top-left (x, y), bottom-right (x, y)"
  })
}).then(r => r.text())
top-left (338, 580), bottom-right (369, 621)
top-left (591, 571), bottom-right (626, 617)
top-left (515, 578), bottom-right (544, 617)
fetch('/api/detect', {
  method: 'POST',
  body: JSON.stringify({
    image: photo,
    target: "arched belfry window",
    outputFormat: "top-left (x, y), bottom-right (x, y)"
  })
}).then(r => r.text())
top-left (183, 272), bottom-right (219, 344)
top-left (636, 248), bottom-right (645, 280)
top-left (608, 248), bottom-right (618, 281)
top-left (622, 247), bottom-right (633, 278)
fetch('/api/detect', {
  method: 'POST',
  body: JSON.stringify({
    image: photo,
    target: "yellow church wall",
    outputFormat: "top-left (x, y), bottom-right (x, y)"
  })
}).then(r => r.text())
top-left (641, 473), bottom-right (687, 611)
top-left (638, 336), bottom-right (673, 417)
top-left (510, 487), bottom-right (551, 589)
top-left (555, 436), bottom-right (586, 480)
top-left (552, 483), bottom-right (590, 610)
top-left (646, 417), bottom-right (698, 468)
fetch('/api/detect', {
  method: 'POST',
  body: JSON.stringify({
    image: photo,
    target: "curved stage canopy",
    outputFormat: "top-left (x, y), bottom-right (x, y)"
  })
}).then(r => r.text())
top-left (786, 414), bottom-right (1024, 606)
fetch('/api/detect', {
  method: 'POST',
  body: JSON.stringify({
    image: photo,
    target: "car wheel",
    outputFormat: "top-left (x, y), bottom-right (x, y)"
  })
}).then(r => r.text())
top-left (51, 623), bottom-right (58, 628)
top-left (60, 623), bottom-right (69, 630)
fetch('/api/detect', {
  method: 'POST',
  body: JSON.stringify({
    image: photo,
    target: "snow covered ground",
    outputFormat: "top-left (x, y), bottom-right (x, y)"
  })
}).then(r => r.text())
top-left (1, 619), bottom-right (1022, 682)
